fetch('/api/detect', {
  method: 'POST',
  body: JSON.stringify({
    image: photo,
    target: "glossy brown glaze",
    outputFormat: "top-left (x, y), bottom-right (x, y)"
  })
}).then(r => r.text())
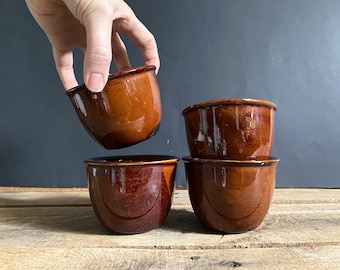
top-left (182, 98), bottom-right (277, 160)
top-left (183, 156), bottom-right (279, 233)
top-left (67, 66), bottom-right (162, 149)
top-left (85, 155), bottom-right (179, 234)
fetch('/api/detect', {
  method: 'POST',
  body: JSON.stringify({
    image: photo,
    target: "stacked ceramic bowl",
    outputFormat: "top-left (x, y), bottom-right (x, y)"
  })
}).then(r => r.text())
top-left (67, 66), bottom-right (180, 234)
top-left (182, 98), bottom-right (279, 233)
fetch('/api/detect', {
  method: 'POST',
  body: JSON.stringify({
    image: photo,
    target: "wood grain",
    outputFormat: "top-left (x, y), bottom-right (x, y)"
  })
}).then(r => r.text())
top-left (0, 188), bottom-right (339, 269)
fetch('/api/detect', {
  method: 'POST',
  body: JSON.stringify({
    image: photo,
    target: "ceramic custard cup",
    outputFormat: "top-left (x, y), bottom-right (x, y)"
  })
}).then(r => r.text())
top-left (183, 156), bottom-right (279, 233)
top-left (67, 66), bottom-right (162, 149)
top-left (182, 98), bottom-right (277, 160)
top-left (85, 155), bottom-right (179, 234)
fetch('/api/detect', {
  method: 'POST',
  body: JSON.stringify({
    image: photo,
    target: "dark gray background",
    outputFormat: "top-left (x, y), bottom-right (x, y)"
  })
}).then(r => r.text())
top-left (1, 0), bottom-right (340, 187)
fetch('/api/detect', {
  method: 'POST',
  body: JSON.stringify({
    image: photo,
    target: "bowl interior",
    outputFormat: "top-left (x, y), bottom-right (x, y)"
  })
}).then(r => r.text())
top-left (182, 98), bottom-right (277, 115)
top-left (85, 155), bottom-right (180, 166)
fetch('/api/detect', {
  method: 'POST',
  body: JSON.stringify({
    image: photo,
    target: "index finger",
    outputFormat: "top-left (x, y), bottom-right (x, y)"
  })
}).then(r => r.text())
top-left (113, 14), bottom-right (160, 73)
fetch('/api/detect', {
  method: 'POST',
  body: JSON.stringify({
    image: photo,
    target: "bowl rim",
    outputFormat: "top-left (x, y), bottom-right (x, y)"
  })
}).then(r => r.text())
top-left (182, 98), bottom-right (277, 115)
top-left (66, 65), bottom-right (156, 95)
top-left (182, 156), bottom-right (280, 166)
top-left (85, 155), bottom-right (180, 166)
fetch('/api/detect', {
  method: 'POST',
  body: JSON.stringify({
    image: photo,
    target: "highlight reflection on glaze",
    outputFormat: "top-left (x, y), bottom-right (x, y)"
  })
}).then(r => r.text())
top-left (183, 156), bottom-right (279, 233)
top-left (183, 98), bottom-right (277, 160)
top-left (85, 155), bottom-right (179, 234)
top-left (66, 66), bottom-right (162, 149)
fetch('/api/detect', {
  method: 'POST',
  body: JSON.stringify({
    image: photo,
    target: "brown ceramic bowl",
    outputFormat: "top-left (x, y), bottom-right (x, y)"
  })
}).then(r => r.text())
top-left (67, 65), bottom-right (162, 149)
top-left (85, 155), bottom-right (179, 234)
top-left (182, 98), bottom-right (277, 160)
top-left (183, 156), bottom-right (279, 233)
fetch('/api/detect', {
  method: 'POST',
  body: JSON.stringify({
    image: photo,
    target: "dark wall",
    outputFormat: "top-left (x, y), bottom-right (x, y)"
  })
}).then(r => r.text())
top-left (1, 0), bottom-right (340, 187)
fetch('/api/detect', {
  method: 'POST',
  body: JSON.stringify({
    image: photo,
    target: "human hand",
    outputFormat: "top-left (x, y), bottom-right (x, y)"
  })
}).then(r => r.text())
top-left (25, 0), bottom-right (160, 92)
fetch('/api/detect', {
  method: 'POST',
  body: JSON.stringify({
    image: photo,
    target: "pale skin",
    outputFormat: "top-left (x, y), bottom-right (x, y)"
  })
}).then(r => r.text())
top-left (25, 0), bottom-right (160, 92)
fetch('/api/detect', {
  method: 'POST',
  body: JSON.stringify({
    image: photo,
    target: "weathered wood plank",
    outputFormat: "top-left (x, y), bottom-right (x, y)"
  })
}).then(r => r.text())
top-left (0, 187), bottom-right (90, 207)
top-left (1, 188), bottom-right (340, 208)
top-left (1, 188), bottom-right (339, 269)
top-left (0, 191), bottom-right (90, 207)
top-left (1, 246), bottom-right (339, 270)
top-left (0, 187), bottom-right (87, 192)
top-left (1, 205), bottom-right (339, 249)
top-left (271, 188), bottom-right (340, 204)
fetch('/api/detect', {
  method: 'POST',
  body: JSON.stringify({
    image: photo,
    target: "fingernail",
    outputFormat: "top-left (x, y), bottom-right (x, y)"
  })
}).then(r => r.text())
top-left (88, 72), bottom-right (105, 92)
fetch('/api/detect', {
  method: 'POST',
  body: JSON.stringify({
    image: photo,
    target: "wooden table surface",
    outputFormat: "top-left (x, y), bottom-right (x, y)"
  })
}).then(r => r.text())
top-left (0, 187), bottom-right (339, 270)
